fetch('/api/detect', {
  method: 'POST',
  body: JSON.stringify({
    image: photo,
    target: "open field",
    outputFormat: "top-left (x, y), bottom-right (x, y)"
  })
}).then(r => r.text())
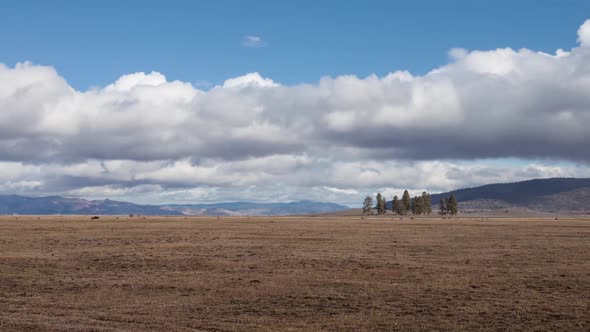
top-left (1, 216), bottom-right (589, 331)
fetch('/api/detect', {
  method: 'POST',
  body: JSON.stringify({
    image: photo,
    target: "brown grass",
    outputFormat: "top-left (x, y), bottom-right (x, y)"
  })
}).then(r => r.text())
top-left (1, 215), bottom-right (589, 331)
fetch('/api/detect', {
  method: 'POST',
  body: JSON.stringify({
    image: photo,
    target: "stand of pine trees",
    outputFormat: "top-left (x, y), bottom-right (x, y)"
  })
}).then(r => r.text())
top-left (438, 194), bottom-right (458, 216)
top-left (363, 190), bottom-right (440, 216)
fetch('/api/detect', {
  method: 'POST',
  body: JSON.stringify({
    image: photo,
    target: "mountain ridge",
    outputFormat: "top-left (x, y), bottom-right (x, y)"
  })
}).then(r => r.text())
top-left (0, 195), bottom-right (348, 216)
top-left (429, 177), bottom-right (590, 212)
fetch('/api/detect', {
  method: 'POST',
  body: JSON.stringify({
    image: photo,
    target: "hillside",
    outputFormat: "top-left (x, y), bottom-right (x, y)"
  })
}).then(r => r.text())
top-left (430, 178), bottom-right (590, 213)
top-left (0, 195), bottom-right (347, 216)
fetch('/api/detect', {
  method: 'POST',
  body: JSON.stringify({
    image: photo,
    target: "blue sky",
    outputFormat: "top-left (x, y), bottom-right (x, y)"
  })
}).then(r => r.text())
top-left (1, 1), bottom-right (590, 205)
top-left (1, 0), bottom-right (589, 89)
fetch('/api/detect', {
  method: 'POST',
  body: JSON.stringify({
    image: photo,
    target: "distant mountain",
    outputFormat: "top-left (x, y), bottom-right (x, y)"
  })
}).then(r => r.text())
top-left (0, 195), bottom-right (348, 216)
top-left (161, 200), bottom-right (347, 216)
top-left (430, 178), bottom-right (590, 213)
top-left (0, 195), bottom-right (182, 216)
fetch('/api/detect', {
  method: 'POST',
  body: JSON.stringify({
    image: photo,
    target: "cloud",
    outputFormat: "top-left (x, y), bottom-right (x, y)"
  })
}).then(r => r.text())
top-left (2, 20), bottom-right (590, 203)
top-left (578, 19), bottom-right (590, 47)
top-left (323, 186), bottom-right (360, 195)
top-left (448, 47), bottom-right (468, 60)
top-left (222, 72), bottom-right (278, 88)
top-left (242, 35), bottom-right (265, 47)
top-left (0, 57), bottom-right (586, 166)
top-left (1, 158), bottom-right (589, 206)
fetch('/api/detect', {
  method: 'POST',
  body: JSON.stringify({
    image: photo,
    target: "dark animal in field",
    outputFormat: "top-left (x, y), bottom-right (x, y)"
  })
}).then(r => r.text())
top-left (90, 216), bottom-right (100, 220)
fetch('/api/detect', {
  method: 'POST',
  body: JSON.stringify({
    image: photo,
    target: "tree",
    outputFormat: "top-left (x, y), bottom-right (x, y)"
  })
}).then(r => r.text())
top-left (401, 190), bottom-right (411, 215)
top-left (415, 196), bottom-right (425, 215)
top-left (392, 195), bottom-right (404, 215)
top-left (376, 193), bottom-right (385, 215)
top-left (375, 193), bottom-right (382, 213)
top-left (363, 196), bottom-right (373, 215)
top-left (438, 198), bottom-right (447, 216)
top-left (422, 191), bottom-right (432, 215)
top-left (447, 194), bottom-right (458, 216)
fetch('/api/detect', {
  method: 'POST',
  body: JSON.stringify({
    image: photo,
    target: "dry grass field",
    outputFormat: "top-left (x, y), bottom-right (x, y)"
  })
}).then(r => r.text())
top-left (1, 215), bottom-right (589, 331)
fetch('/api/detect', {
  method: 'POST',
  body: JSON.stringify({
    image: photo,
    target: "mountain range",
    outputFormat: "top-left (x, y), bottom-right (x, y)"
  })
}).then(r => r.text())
top-left (0, 195), bottom-right (348, 216)
top-left (3, 178), bottom-right (590, 216)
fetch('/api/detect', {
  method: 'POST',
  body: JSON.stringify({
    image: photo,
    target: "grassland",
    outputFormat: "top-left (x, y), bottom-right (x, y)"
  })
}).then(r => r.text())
top-left (1, 215), bottom-right (589, 331)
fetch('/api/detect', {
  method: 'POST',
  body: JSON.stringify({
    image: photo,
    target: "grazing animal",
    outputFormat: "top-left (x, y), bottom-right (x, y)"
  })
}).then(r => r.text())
top-left (91, 216), bottom-right (100, 220)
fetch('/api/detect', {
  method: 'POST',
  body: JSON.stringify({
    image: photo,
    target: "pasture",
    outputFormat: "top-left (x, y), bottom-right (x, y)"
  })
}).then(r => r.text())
top-left (1, 215), bottom-right (589, 331)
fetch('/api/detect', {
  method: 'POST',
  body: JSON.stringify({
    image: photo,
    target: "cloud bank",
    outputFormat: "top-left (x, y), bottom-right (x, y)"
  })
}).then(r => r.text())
top-left (2, 21), bottom-right (590, 204)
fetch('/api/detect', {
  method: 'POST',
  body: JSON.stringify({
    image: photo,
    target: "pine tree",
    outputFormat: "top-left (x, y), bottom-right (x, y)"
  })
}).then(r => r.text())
top-left (447, 194), bottom-right (458, 216)
top-left (415, 196), bottom-right (425, 215)
top-left (401, 190), bottom-right (411, 215)
top-left (422, 191), bottom-right (432, 215)
top-left (392, 195), bottom-right (403, 215)
top-left (363, 196), bottom-right (374, 215)
top-left (439, 198), bottom-right (447, 216)
top-left (376, 193), bottom-right (385, 215)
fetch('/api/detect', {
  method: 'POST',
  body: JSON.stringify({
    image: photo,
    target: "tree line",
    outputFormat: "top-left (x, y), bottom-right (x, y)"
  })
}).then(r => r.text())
top-left (362, 191), bottom-right (458, 216)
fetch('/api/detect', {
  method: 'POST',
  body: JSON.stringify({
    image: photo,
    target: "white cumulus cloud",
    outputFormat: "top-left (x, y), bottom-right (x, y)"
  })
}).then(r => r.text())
top-left (577, 19), bottom-right (590, 47)
top-left (2, 20), bottom-right (590, 204)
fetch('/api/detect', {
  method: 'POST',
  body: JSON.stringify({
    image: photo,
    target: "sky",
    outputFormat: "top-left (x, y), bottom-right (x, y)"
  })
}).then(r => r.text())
top-left (2, 0), bottom-right (590, 206)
